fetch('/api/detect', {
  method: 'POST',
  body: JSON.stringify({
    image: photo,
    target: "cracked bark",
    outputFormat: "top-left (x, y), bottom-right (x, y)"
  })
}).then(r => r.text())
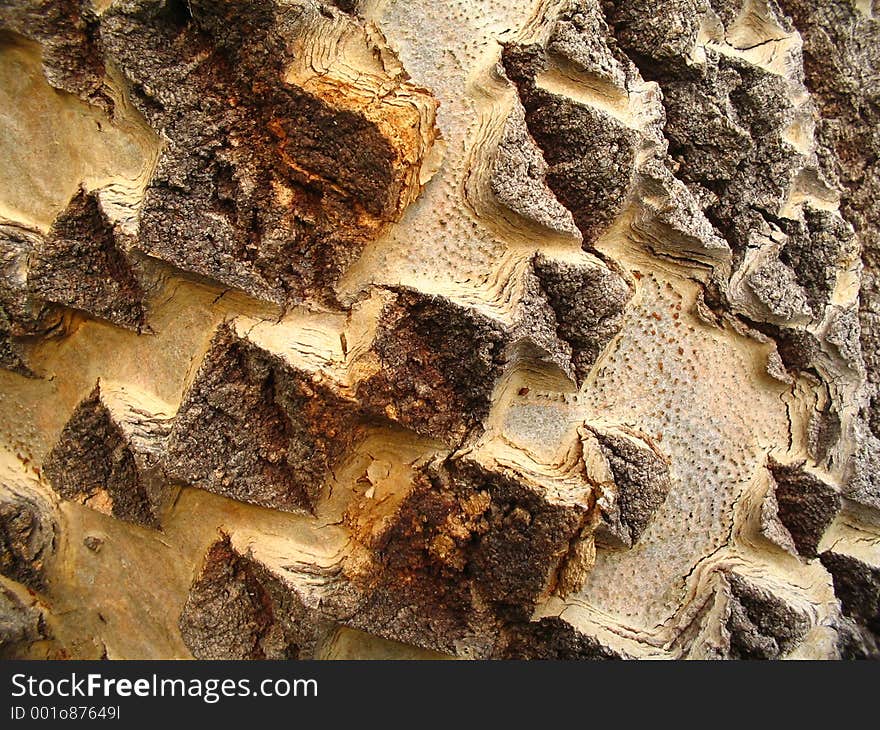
top-left (0, 0), bottom-right (878, 660)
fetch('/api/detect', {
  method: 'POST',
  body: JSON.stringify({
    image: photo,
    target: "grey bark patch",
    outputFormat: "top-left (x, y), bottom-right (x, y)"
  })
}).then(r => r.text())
top-left (820, 549), bottom-right (880, 645)
top-left (746, 258), bottom-right (814, 321)
top-left (832, 614), bottom-right (880, 660)
top-left (355, 289), bottom-right (511, 444)
top-left (532, 252), bottom-right (632, 384)
top-left (585, 426), bottom-right (672, 549)
top-left (511, 268), bottom-right (579, 383)
top-left (773, 327), bottom-right (821, 372)
top-left (845, 421), bottom-right (880, 511)
top-left (0, 585), bottom-right (47, 657)
top-left (623, 41), bottom-right (802, 264)
top-left (631, 159), bottom-right (732, 266)
top-left (489, 101), bottom-right (580, 238)
top-left (547, 1), bottom-right (628, 87)
top-left (179, 534), bottom-right (330, 659)
top-left (604, 0), bottom-right (704, 68)
top-left (720, 571), bottom-right (811, 659)
top-left (759, 484), bottom-right (799, 557)
top-left (28, 188), bottom-right (148, 332)
top-left (0, 481), bottom-right (56, 591)
top-left (43, 381), bottom-right (173, 528)
top-left (778, 207), bottom-right (857, 316)
top-left (0, 222), bottom-right (61, 375)
top-left (807, 400), bottom-right (841, 464)
top-left (525, 93), bottom-right (637, 247)
top-left (501, 43), bottom-right (639, 247)
top-left (825, 304), bottom-right (864, 372)
top-left (765, 459), bottom-right (840, 559)
top-left (493, 616), bottom-right (627, 659)
top-left (165, 321), bottom-right (361, 513)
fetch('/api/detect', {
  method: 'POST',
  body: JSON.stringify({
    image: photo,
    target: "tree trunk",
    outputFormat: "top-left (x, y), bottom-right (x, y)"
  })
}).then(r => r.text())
top-left (1, 0), bottom-right (878, 660)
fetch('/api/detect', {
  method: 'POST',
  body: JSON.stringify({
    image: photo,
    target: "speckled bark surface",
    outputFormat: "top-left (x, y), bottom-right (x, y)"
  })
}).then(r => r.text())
top-left (0, 0), bottom-right (879, 661)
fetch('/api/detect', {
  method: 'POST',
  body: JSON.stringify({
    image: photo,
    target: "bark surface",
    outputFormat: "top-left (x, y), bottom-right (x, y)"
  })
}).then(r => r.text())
top-left (0, 0), bottom-right (878, 660)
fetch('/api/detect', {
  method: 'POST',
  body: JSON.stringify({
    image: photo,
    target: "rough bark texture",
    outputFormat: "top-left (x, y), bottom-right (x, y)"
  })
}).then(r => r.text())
top-left (43, 380), bottom-right (173, 527)
top-left (0, 0), bottom-right (878, 660)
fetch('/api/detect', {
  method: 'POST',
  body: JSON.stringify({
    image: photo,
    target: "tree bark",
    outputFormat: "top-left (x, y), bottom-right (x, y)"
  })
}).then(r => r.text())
top-left (0, 0), bottom-right (878, 660)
